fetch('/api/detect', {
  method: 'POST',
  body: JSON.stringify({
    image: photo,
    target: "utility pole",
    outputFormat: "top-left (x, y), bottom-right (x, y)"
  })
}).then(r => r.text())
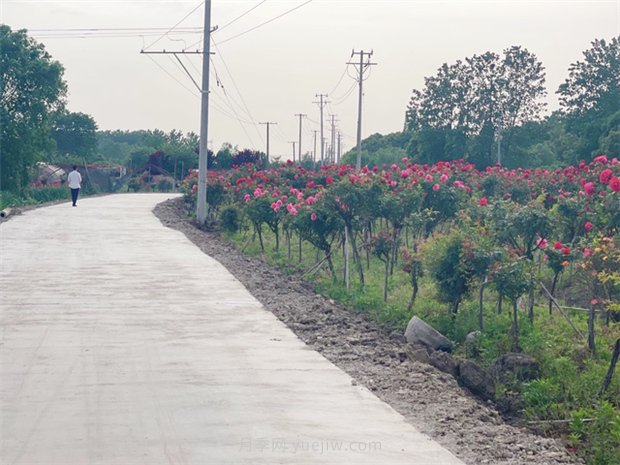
top-left (289, 141), bottom-right (296, 161)
top-left (312, 130), bottom-right (319, 164)
top-left (196, 1), bottom-right (212, 224)
top-left (259, 122), bottom-right (277, 162)
top-left (314, 94), bottom-right (328, 165)
top-left (141, 2), bottom-right (214, 224)
top-left (295, 113), bottom-right (306, 162)
top-left (337, 131), bottom-right (342, 164)
top-left (329, 114), bottom-right (337, 164)
top-left (347, 49), bottom-right (376, 171)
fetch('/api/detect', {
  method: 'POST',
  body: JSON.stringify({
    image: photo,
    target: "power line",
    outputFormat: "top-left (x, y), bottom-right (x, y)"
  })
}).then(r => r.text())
top-left (209, 57), bottom-right (257, 146)
top-left (143, 1), bottom-right (204, 51)
top-left (211, 41), bottom-right (263, 143)
top-left (29, 27), bottom-right (201, 32)
top-left (145, 54), bottom-right (199, 96)
top-left (328, 64), bottom-right (350, 96)
top-left (330, 81), bottom-right (357, 106)
top-left (216, 0), bottom-right (268, 33)
top-left (216, 0), bottom-right (314, 45)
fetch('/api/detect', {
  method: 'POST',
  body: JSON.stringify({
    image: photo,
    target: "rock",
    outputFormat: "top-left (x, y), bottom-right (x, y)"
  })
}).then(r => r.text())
top-left (429, 350), bottom-right (458, 377)
top-left (464, 331), bottom-right (482, 357)
top-left (404, 343), bottom-right (432, 365)
top-left (404, 316), bottom-right (453, 352)
top-left (458, 360), bottom-right (496, 400)
top-left (494, 352), bottom-right (540, 382)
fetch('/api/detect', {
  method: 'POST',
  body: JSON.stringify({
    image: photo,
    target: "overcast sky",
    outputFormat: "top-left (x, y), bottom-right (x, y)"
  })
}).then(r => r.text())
top-left (3, 0), bottom-right (619, 160)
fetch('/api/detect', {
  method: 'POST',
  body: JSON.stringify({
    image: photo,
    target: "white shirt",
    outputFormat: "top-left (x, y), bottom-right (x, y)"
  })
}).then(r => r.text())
top-left (67, 170), bottom-right (82, 189)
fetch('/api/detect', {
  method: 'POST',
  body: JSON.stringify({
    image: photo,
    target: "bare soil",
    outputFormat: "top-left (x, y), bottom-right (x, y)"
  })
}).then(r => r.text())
top-left (154, 197), bottom-right (583, 465)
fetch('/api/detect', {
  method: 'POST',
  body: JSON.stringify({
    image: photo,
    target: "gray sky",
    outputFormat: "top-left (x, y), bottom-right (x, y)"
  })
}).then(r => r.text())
top-left (3, 0), bottom-right (620, 160)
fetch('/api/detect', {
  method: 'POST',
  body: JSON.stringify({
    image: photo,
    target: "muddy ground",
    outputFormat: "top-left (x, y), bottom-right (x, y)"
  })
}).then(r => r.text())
top-left (154, 197), bottom-right (584, 465)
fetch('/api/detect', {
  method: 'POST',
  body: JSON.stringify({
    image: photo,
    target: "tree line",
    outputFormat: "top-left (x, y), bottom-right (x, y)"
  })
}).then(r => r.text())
top-left (0, 25), bottom-right (266, 195)
top-left (2, 23), bottom-right (618, 194)
top-left (342, 37), bottom-right (620, 169)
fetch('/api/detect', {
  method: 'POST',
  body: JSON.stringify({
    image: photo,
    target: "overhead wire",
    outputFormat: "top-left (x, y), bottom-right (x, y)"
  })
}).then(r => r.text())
top-left (145, 54), bottom-right (199, 97)
top-left (215, 0), bottom-right (268, 33)
top-left (327, 64), bottom-right (350, 96)
top-left (211, 40), bottom-right (263, 143)
top-left (330, 81), bottom-right (357, 105)
top-left (209, 57), bottom-right (257, 146)
top-left (215, 0), bottom-right (314, 45)
top-left (143, 1), bottom-right (204, 50)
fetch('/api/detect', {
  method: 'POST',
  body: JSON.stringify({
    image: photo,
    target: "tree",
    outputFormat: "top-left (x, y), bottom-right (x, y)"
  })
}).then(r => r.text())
top-left (556, 37), bottom-right (620, 160)
top-left (1, 25), bottom-right (66, 192)
top-left (51, 111), bottom-right (98, 159)
top-left (405, 46), bottom-right (546, 136)
top-left (557, 36), bottom-right (620, 115)
top-left (404, 46), bottom-right (546, 167)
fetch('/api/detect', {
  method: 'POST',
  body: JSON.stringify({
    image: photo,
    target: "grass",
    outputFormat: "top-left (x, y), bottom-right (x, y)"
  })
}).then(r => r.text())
top-left (221, 221), bottom-right (620, 464)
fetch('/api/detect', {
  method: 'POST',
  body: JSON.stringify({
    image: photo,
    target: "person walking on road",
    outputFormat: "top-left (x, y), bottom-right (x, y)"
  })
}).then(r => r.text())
top-left (67, 165), bottom-right (82, 207)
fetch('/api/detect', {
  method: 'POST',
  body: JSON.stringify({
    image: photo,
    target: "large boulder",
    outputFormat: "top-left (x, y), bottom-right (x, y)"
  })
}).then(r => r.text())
top-left (429, 350), bottom-right (458, 377)
top-left (494, 353), bottom-right (540, 382)
top-left (458, 360), bottom-right (496, 400)
top-left (404, 343), bottom-right (432, 365)
top-left (404, 316), bottom-right (453, 352)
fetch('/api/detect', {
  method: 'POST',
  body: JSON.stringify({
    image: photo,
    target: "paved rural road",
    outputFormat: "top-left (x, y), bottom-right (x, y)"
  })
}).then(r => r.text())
top-left (0, 194), bottom-right (465, 465)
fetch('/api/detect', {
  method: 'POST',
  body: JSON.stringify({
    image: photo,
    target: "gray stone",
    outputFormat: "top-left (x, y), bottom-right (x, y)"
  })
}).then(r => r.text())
top-left (494, 353), bottom-right (540, 382)
top-left (458, 360), bottom-right (496, 400)
top-left (405, 343), bottom-right (432, 365)
top-left (464, 331), bottom-right (482, 357)
top-left (429, 350), bottom-right (458, 377)
top-left (404, 316), bottom-right (453, 352)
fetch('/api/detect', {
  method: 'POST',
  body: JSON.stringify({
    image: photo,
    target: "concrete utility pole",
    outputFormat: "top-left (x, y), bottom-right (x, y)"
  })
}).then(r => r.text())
top-left (289, 141), bottom-right (297, 161)
top-left (295, 113), bottom-right (306, 162)
top-left (347, 50), bottom-right (376, 171)
top-left (314, 94), bottom-right (328, 165)
top-left (196, 1), bottom-right (212, 224)
top-left (312, 130), bottom-right (319, 164)
top-left (140, 2), bottom-right (214, 224)
top-left (329, 114), bottom-right (337, 164)
top-left (259, 122), bottom-right (277, 162)
top-left (337, 131), bottom-right (342, 164)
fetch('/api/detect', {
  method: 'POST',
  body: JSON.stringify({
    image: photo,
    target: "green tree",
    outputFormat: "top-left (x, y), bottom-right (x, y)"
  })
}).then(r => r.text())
top-left (405, 46), bottom-right (546, 168)
top-left (557, 36), bottom-right (620, 160)
top-left (1, 25), bottom-right (66, 192)
top-left (51, 111), bottom-right (98, 159)
top-left (557, 36), bottom-right (620, 115)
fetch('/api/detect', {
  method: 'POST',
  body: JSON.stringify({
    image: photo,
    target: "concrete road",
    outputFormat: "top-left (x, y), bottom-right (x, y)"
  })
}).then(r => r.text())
top-left (1, 194), bottom-right (466, 465)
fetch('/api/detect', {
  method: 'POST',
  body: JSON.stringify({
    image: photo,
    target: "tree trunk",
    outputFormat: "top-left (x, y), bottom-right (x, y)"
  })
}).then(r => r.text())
top-left (256, 224), bottom-right (264, 252)
top-left (549, 272), bottom-right (560, 315)
top-left (347, 224), bottom-right (365, 286)
top-left (588, 306), bottom-right (596, 356)
top-left (326, 253), bottom-right (336, 281)
top-left (497, 293), bottom-right (503, 315)
top-left (407, 267), bottom-right (419, 312)
top-left (286, 229), bottom-right (291, 261)
top-left (450, 298), bottom-right (460, 316)
top-left (600, 339), bottom-right (620, 395)
top-left (383, 259), bottom-right (389, 302)
top-left (511, 299), bottom-right (520, 352)
top-left (479, 278), bottom-right (488, 331)
top-left (527, 283), bottom-right (535, 324)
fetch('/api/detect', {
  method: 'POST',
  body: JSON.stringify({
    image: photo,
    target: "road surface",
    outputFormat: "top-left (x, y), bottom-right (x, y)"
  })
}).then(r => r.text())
top-left (0, 194), bottom-right (465, 465)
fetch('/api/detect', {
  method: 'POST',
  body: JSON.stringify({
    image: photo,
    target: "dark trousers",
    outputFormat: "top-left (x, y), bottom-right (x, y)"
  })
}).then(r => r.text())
top-left (71, 188), bottom-right (80, 206)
